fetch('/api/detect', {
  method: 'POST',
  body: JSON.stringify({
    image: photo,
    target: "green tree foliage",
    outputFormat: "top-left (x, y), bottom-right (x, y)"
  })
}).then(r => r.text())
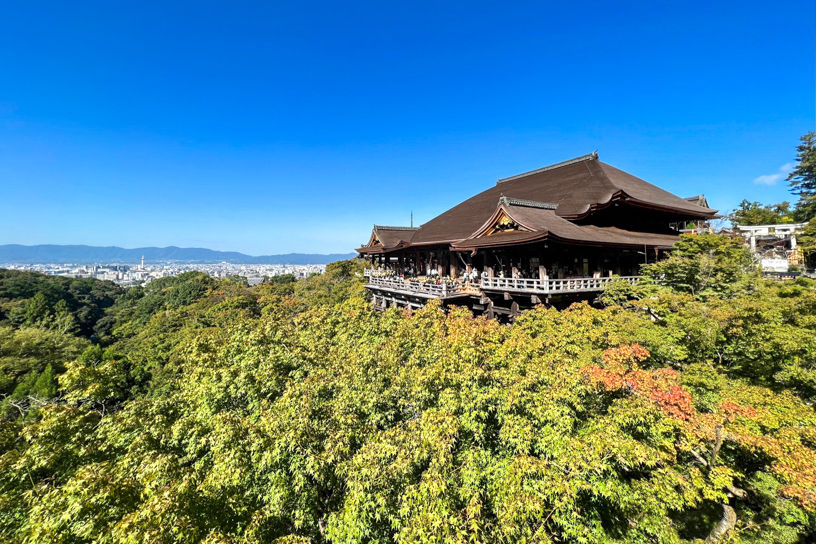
top-left (0, 271), bottom-right (121, 412)
top-left (52, 299), bottom-right (80, 335)
top-left (106, 271), bottom-right (216, 327)
top-left (730, 200), bottom-right (795, 226)
top-left (0, 269), bottom-right (123, 337)
top-left (641, 233), bottom-right (756, 299)
top-left (23, 292), bottom-right (51, 326)
top-left (797, 218), bottom-right (816, 268)
top-left (0, 256), bottom-right (814, 543)
top-left (788, 132), bottom-right (816, 222)
top-left (30, 364), bottom-right (57, 400)
top-left (0, 326), bottom-right (87, 396)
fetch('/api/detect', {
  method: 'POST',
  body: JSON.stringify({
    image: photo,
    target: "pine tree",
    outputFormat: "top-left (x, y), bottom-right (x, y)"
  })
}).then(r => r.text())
top-left (788, 132), bottom-right (816, 221)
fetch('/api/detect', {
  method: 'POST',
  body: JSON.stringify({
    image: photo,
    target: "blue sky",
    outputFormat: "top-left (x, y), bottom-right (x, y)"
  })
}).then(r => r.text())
top-left (0, 1), bottom-right (813, 254)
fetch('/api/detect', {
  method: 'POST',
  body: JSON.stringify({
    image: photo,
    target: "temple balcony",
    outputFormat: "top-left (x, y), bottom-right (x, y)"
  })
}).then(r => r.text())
top-left (364, 272), bottom-right (474, 300)
top-left (364, 269), bottom-right (639, 305)
top-left (480, 275), bottom-right (639, 294)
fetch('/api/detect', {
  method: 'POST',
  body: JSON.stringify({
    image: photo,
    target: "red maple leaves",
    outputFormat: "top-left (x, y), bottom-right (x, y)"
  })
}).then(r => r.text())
top-left (584, 344), bottom-right (695, 420)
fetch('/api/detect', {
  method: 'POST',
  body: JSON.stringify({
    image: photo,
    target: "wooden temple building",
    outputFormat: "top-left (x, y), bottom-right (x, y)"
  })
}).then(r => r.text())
top-left (357, 152), bottom-right (716, 318)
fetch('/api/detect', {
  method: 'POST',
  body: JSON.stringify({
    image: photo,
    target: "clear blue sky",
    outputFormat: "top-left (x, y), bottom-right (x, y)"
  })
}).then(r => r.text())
top-left (1, 1), bottom-right (813, 254)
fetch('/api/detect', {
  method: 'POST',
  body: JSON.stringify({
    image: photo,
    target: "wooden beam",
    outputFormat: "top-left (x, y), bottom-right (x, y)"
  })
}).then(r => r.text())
top-left (510, 301), bottom-right (520, 317)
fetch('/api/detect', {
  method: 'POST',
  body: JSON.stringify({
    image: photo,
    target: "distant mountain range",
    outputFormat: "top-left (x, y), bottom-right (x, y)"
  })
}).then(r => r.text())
top-left (0, 245), bottom-right (356, 265)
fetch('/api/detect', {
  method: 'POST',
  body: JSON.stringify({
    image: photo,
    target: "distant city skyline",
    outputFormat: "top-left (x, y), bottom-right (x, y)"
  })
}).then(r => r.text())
top-left (0, 243), bottom-right (353, 265)
top-left (5, 262), bottom-right (327, 287)
top-left (1, 1), bottom-right (813, 253)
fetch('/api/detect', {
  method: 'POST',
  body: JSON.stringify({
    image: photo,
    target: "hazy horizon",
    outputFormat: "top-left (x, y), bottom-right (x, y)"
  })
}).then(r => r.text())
top-left (0, 242), bottom-right (356, 256)
top-left (0, 244), bottom-right (356, 267)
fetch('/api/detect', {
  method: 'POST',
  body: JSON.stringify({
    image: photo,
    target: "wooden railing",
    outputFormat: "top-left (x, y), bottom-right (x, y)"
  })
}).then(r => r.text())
top-left (365, 269), bottom-right (639, 297)
top-left (366, 274), bottom-right (466, 298)
top-left (480, 275), bottom-right (639, 294)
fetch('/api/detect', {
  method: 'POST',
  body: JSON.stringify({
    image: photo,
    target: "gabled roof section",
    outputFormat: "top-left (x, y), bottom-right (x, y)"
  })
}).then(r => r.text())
top-left (452, 196), bottom-right (679, 251)
top-left (468, 197), bottom-right (559, 238)
top-left (356, 225), bottom-right (418, 254)
top-left (408, 153), bottom-right (716, 246)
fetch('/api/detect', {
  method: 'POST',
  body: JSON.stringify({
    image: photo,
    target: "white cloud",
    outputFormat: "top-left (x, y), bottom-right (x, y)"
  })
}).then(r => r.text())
top-left (753, 162), bottom-right (795, 186)
top-left (754, 173), bottom-right (784, 185)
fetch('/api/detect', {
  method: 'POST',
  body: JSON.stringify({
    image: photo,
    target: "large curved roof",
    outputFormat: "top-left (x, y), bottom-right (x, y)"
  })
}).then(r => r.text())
top-left (410, 153), bottom-right (716, 246)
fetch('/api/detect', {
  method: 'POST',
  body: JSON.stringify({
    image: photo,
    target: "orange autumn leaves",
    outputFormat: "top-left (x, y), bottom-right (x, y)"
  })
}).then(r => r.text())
top-left (584, 344), bottom-right (816, 511)
top-left (584, 344), bottom-right (694, 421)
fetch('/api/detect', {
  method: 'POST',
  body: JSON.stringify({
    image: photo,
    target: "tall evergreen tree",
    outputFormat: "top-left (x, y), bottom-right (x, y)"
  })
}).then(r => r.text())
top-left (788, 132), bottom-right (816, 221)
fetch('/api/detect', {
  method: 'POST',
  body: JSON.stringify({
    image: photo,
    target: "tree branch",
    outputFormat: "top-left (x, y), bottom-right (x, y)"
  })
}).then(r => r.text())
top-left (706, 504), bottom-right (736, 542)
top-left (709, 424), bottom-right (723, 468)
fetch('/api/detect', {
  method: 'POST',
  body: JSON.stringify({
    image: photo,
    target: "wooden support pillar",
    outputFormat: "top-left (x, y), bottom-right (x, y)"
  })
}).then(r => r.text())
top-left (510, 301), bottom-right (520, 317)
top-left (488, 266), bottom-right (494, 279)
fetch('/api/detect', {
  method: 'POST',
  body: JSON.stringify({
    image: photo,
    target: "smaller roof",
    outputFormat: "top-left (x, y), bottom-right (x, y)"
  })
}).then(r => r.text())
top-left (356, 225), bottom-right (418, 254)
top-left (684, 195), bottom-right (711, 209)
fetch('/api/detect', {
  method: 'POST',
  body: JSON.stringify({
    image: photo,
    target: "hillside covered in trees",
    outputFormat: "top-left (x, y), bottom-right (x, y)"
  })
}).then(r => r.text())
top-left (0, 236), bottom-right (815, 543)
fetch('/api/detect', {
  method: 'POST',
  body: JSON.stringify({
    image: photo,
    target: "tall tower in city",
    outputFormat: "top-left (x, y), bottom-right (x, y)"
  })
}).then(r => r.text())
top-left (141, 255), bottom-right (145, 270)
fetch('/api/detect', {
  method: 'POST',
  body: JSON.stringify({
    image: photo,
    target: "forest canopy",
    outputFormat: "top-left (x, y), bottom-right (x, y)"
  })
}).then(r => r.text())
top-left (0, 241), bottom-right (815, 543)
